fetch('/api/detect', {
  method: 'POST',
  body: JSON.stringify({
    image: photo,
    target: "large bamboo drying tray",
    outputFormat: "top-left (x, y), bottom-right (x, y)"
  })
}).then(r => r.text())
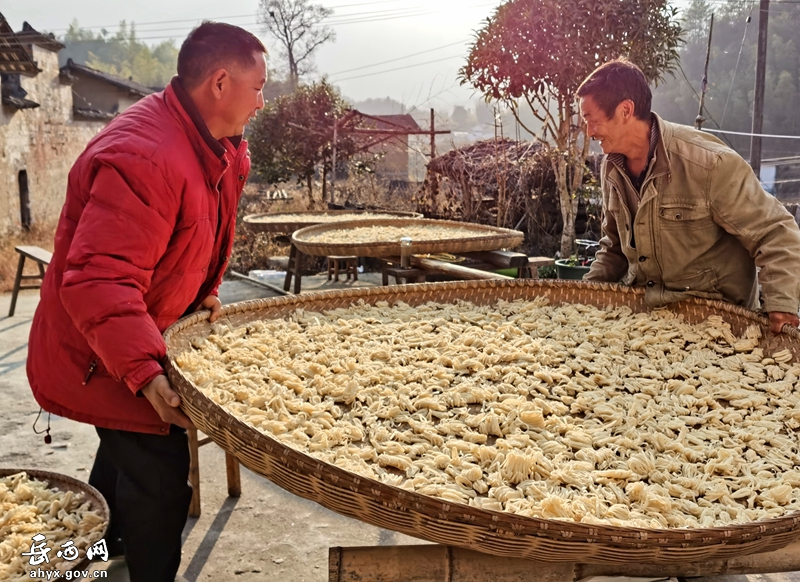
top-left (291, 218), bottom-right (525, 257)
top-left (0, 468), bottom-right (110, 572)
top-left (163, 280), bottom-right (800, 564)
top-left (243, 210), bottom-right (422, 234)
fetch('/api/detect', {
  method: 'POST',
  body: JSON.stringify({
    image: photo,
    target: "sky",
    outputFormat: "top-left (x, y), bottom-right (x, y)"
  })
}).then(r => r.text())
top-left (4, 0), bottom-right (506, 113)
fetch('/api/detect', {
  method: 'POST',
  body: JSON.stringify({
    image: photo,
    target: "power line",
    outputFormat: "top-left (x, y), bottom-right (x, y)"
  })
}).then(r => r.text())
top-left (328, 40), bottom-right (469, 76)
top-left (703, 128), bottom-right (800, 139)
top-left (719, 6), bottom-right (753, 128)
top-left (676, 62), bottom-right (734, 147)
top-left (332, 54), bottom-right (464, 82)
top-left (40, 10), bottom-right (432, 43)
top-left (41, 0), bottom-right (412, 32)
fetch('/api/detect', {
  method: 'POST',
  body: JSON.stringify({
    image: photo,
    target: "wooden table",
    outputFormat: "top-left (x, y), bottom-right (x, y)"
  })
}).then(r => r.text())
top-left (380, 251), bottom-right (555, 284)
top-left (329, 542), bottom-right (800, 582)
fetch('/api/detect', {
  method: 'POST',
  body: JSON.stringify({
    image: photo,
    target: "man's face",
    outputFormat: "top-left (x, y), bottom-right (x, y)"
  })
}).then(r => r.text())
top-left (579, 95), bottom-right (629, 154)
top-left (222, 51), bottom-right (267, 135)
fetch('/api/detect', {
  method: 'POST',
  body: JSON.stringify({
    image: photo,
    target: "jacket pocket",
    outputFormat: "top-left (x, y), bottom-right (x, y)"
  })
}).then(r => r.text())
top-left (658, 201), bottom-right (713, 230)
top-left (664, 268), bottom-right (723, 299)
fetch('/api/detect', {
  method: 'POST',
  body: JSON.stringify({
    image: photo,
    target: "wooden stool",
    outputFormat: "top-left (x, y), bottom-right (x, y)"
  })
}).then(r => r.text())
top-left (9, 245), bottom-right (52, 316)
top-left (187, 428), bottom-right (241, 518)
top-left (518, 256), bottom-right (555, 279)
top-left (327, 256), bottom-right (358, 282)
top-left (380, 259), bottom-right (426, 285)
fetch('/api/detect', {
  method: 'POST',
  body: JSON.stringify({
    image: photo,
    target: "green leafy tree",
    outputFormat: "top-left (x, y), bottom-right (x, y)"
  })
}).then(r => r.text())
top-left (63, 21), bottom-right (178, 88)
top-left (249, 80), bottom-right (364, 207)
top-left (460, 0), bottom-right (682, 256)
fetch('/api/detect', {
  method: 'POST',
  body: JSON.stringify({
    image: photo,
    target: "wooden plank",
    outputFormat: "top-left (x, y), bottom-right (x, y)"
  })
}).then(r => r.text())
top-left (15, 245), bottom-right (52, 265)
top-left (329, 542), bottom-right (800, 582)
top-left (462, 250), bottom-right (528, 268)
top-left (528, 256), bottom-right (555, 268)
top-left (412, 257), bottom-right (514, 281)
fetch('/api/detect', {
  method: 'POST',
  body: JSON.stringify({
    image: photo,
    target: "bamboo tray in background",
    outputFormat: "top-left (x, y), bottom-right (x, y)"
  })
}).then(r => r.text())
top-left (164, 279), bottom-right (800, 564)
top-left (243, 210), bottom-right (422, 234)
top-left (0, 468), bottom-right (109, 572)
top-left (291, 218), bottom-right (525, 257)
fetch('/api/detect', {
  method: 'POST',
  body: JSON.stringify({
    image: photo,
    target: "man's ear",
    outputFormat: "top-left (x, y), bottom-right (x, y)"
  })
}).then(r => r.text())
top-left (209, 68), bottom-right (230, 100)
top-left (619, 99), bottom-right (635, 121)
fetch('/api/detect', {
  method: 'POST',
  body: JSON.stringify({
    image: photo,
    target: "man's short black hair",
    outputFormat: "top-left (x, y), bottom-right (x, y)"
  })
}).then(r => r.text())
top-left (576, 59), bottom-right (651, 121)
top-left (177, 22), bottom-right (267, 90)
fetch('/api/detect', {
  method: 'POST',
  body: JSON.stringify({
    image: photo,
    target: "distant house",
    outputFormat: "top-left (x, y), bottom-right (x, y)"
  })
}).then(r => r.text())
top-left (760, 157), bottom-right (800, 203)
top-left (359, 113), bottom-right (422, 182)
top-left (60, 59), bottom-right (153, 120)
top-left (0, 14), bottom-right (152, 235)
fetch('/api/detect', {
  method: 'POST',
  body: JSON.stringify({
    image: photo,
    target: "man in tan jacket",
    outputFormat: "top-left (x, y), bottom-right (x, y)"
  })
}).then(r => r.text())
top-left (576, 59), bottom-right (800, 334)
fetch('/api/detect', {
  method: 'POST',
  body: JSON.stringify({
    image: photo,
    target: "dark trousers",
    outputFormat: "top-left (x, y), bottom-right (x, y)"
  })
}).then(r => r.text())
top-left (89, 426), bottom-right (192, 582)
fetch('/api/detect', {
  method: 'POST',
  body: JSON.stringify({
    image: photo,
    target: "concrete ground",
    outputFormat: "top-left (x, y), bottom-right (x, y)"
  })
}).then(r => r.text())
top-left (2, 275), bottom-right (800, 582)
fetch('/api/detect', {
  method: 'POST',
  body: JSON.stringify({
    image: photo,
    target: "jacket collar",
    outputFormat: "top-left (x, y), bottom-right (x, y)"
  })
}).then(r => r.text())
top-left (164, 77), bottom-right (229, 185)
top-left (604, 112), bottom-right (671, 193)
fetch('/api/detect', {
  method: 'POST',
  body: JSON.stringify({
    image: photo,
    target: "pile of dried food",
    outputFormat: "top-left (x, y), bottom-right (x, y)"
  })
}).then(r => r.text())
top-left (176, 298), bottom-right (800, 529)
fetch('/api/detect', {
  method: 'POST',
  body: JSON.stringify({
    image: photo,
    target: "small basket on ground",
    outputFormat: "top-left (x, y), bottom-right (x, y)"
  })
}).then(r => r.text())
top-left (0, 468), bottom-right (110, 573)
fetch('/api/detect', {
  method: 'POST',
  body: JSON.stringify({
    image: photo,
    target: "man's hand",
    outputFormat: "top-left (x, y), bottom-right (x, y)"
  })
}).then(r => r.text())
top-left (768, 311), bottom-right (800, 334)
top-left (141, 375), bottom-right (194, 430)
top-left (196, 295), bottom-right (222, 322)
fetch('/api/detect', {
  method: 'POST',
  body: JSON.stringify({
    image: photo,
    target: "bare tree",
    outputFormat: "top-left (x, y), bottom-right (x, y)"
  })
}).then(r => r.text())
top-left (258, 0), bottom-right (335, 90)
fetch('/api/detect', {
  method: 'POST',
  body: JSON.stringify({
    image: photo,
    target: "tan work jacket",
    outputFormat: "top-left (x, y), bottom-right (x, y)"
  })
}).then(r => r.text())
top-left (585, 114), bottom-right (800, 314)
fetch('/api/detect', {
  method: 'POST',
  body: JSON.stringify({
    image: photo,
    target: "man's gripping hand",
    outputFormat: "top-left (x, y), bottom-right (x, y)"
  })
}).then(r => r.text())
top-left (768, 311), bottom-right (800, 334)
top-left (142, 375), bottom-right (194, 430)
top-left (196, 295), bottom-right (222, 322)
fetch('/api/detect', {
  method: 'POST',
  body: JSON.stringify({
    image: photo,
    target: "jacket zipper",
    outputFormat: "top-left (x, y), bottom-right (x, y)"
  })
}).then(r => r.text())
top-left (83, 359), bottom-right (98, 385)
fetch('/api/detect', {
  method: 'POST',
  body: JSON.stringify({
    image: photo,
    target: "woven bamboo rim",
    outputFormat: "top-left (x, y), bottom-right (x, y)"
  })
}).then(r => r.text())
top-left (243, 210), bottom-right (423, 234)
top-left (291, 218), bottom-right (525, 257)
top-left (0, 468), bottom-right (110, 572)
top-left (164, 279), bottom-right (800, 563)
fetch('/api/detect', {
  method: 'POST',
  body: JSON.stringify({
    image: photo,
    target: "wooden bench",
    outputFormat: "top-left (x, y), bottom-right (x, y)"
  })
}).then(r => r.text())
top-left (9, 245), bottom-right (52, 317)
top-left (187, 428), bottom-right (241, 518)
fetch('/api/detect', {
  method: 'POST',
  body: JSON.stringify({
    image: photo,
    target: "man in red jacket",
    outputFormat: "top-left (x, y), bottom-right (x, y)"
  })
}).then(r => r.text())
top-left (27, 22), bottom-right (267, 581)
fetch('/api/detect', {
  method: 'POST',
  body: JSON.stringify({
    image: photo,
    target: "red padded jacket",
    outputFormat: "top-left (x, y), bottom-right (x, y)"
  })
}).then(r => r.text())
top-left (27, 78), bottom-right (249, 434)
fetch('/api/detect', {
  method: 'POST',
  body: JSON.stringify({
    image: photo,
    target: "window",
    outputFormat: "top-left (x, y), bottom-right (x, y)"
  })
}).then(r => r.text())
top-left (18, 170), bottom-right (31, 229)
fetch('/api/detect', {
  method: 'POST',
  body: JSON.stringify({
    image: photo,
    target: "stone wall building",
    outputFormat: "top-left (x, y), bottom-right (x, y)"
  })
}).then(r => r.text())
top-left (0, 15), bottom-right (152, 236)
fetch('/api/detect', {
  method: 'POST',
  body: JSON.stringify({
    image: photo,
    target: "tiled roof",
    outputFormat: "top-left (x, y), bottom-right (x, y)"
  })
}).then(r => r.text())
top-left (0, 13), bottom-right (39, 75)
top-left (16, 22), bottom-right (65, 52)
top-left (74, 107), bottom-right (115, 120)
top-left (61, 59), bottom-right (154, 97)
top-left (2, 94), bottom-right (39, 109)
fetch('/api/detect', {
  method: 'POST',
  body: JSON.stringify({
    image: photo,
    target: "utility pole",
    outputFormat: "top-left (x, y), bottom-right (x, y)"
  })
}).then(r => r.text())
top-left (696, 13), bottom-right (714, 130)
top-left (750, 0), bottom-right (770, 178)
top-left (330, 118), bottom-right (338, 205)
top-left (429, 108), bottom-right (436, 159)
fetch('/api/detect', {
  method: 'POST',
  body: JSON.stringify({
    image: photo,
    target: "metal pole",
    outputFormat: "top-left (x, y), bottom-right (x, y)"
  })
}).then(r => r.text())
top-left (696, 13), bottom-right (714, 130)
top-left (430, 108), bottom-right (436, 159)
top-left (750, 0), bottom-right (770, 177)
top-left (331, 118), bottom-right (337, 205)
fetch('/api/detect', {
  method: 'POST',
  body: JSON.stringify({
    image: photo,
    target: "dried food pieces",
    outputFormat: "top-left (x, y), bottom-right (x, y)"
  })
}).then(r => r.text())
top-left (248, 213), bottom-right (407, 223)
top-left (176, 298), bottom-right (800, 529)
top-left (300, 225), bottom-right (495, 245)
top-left (0, 471), bottom-right (106, 578)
